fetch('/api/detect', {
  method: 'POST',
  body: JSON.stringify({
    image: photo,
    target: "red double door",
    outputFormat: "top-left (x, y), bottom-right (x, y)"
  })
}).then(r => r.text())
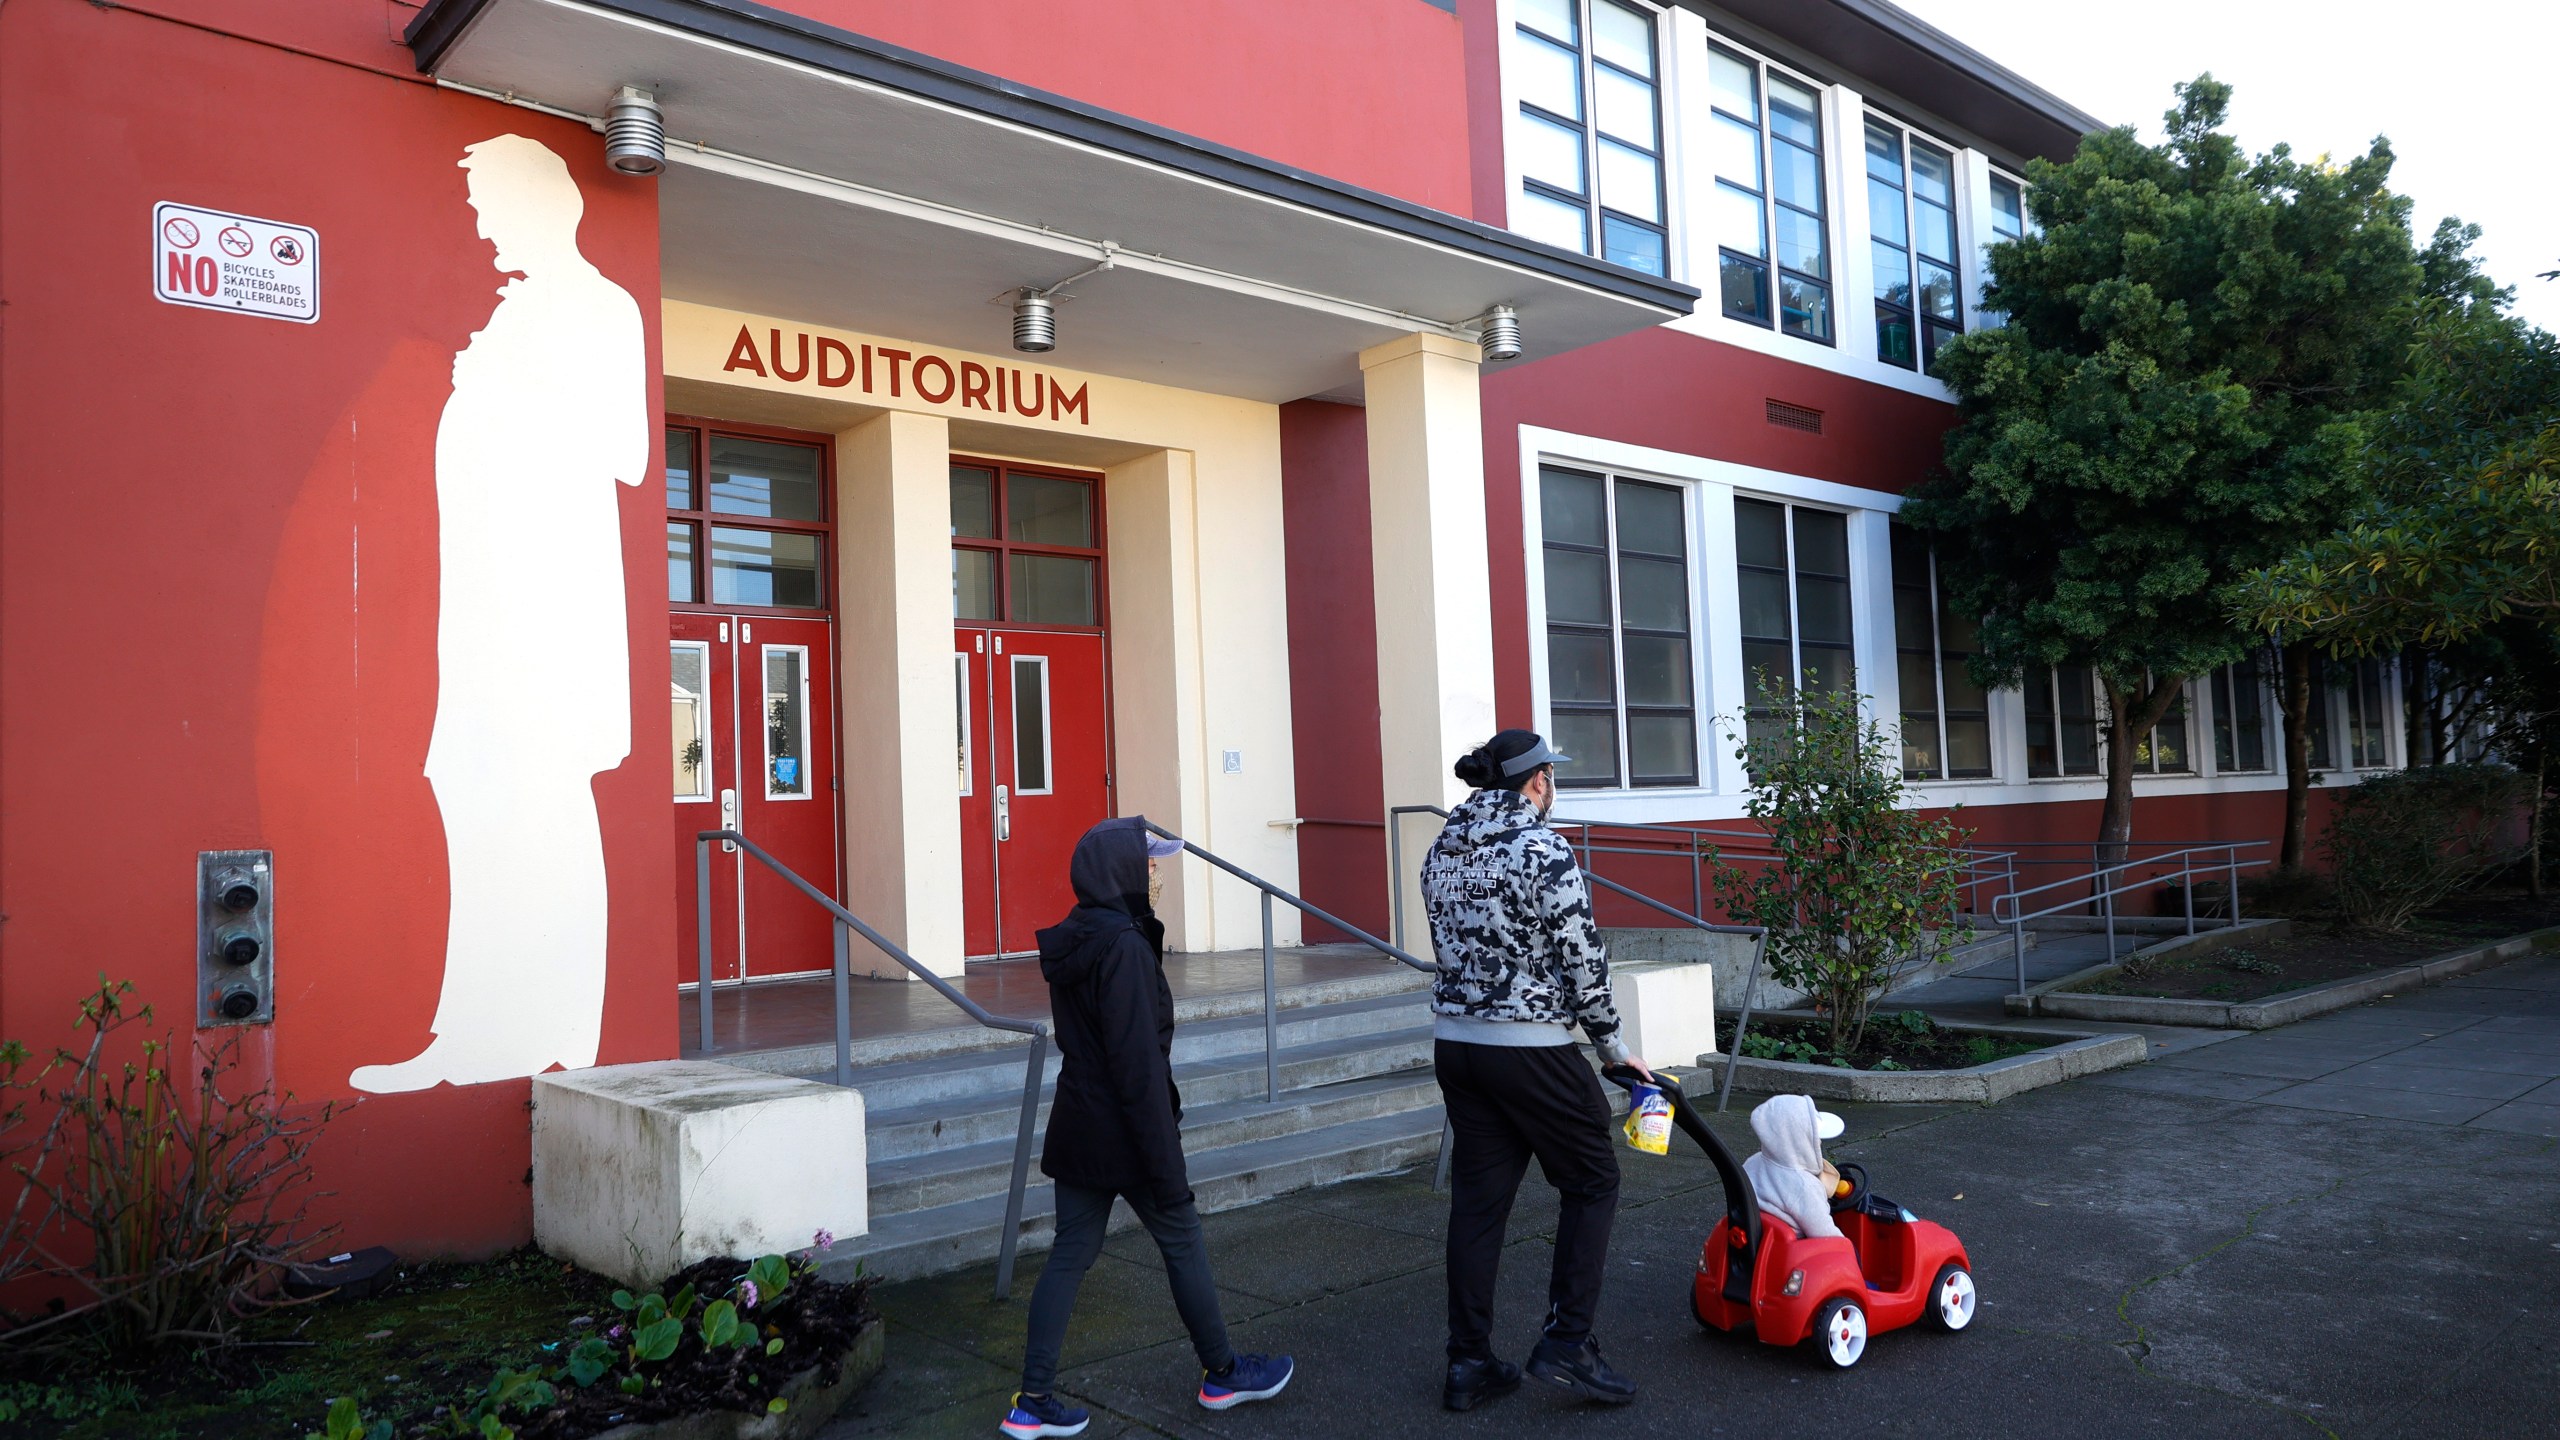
top-left (956, 628), bottom-right (1112, 958)
top-left (672, 613), bottom-right (841, 984)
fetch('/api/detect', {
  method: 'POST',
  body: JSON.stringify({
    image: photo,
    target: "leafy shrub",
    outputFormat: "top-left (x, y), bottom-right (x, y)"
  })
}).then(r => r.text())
top-left (1711, 686), bottom-right (1972, 1055)
top-left (2322, 763), bottom-right (2530, 930)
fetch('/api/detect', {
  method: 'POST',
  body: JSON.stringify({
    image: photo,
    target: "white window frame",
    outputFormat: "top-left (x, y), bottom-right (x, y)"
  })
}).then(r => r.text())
top-left (1700, 35), bottom-right (1836, 346)
top-left (761, 643), bottom-right (814, 801)
top-left (2205, 654), bottom-right (2277, 777)
top-left (672, 640), bottom-right (714, 803)
top-left (1862, 112), bottom-right (1968, 373)
top-left (1889, 530), bottom-right (1993, 783)
top-left (1503, 0), bottom-right (1676, 278)
top-left (1009, 653), bottom-right (1055, 797)
top-left (1539, 465), bottom-right (1702, 790)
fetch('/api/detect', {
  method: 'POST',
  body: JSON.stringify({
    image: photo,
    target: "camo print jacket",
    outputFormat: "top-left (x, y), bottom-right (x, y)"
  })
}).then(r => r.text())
top-left (1420, 788), bottom-right (1628, 1061)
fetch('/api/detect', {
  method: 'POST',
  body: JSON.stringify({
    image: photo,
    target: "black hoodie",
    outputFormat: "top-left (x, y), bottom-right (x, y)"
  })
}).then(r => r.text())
top-left (1036, 817), bottom-right (1189, 1204)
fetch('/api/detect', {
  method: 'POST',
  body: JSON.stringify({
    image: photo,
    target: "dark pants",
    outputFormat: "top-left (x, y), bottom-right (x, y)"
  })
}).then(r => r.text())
top-left (1436, 1038), bottom-right (1622, 1360)
top-left (1021, 1181), bottom-right (1235, 1395)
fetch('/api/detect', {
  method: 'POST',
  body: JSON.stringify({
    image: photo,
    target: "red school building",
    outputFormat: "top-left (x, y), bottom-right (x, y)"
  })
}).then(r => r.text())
top-left (0, 0), bottom-right (2388, 1264)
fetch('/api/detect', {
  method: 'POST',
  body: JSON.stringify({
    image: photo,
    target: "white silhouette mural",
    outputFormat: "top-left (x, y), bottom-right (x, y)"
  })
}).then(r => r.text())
top-left (353, 135), bottom-right (646, 1094)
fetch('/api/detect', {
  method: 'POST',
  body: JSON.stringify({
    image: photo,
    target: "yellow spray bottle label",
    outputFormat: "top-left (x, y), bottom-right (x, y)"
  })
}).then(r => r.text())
top-left (1623, 1083), bottom-right (1673, 1156)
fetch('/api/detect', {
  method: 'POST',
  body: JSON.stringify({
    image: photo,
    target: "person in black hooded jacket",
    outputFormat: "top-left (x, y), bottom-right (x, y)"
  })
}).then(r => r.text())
top-left (1001, 817), bottom-right (1295, 1440)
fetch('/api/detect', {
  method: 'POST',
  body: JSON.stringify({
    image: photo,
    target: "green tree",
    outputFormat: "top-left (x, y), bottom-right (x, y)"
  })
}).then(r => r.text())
top-left (1900, 77), bottom-right (2422, 857)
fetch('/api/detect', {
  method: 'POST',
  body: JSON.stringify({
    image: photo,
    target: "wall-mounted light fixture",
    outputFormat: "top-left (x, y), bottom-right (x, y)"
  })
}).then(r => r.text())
top-left (1010, 248), bottom-right (1118, 353)
top-left (1477, 304), bottom-right (1523, 362)
top-left (604, 86), bottom-right (667, 176)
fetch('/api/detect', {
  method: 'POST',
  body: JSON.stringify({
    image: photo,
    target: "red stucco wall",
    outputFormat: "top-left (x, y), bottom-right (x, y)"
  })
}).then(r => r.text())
top-left (0, 0), bottom-right (670, 1257)
top-left (776, 0), bottom-right (1476, 213)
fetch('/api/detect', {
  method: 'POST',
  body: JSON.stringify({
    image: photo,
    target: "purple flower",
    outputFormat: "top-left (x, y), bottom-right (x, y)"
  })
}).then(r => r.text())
top-left (736, 1279), bottom-right (760, 1310)
top-left (812, 1229), bottom-right (835, 1252)
top-left (607, 1324), bottom-right (627, 1342)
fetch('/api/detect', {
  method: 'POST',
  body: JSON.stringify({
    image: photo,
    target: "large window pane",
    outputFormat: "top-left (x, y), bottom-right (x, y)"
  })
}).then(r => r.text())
top-left (1006, 474), bottom-right (1094, 548)
top-left (1720, 255), bottom-right (1770, 323)
top-left (1628, 714), bottom-right (1695, 784)
top-left (708, 436), bottom-right (825, 521)
top-left (1007, 553), bottom-right (1096, 625)
top-left (2214, 657), bottom-right (2269, 772)
top-left (1551, 711), bottom-right (1620, 787)
top-left (1796, 576), bottom-right (1852, 645)
top-left (1601, 214), bottom-right (1667, 278)
top-left (2057, 667), bottom-right (2099, 774)
top-left (1776, 207), bottom-right (1828, 279)
top-left (1793, 508), bottom-right (1850, 575)
top-left (1771, 142), bottom-right (1823, 210)
top-left (1598, 141), bottom-right (1661, 222)
top-left (1712, 114), bottom-right (1763, 187)
top-left (1595, 67), bottom-right (1658, 148)
top-left (1541, 467), bottom-right (1608, 545)
top-left (1780, 276), bottom-right (1833, 341)
top-left (1591, 0), bottom-right (1653, 73)
top-left (763, 648), bottom-right (809, 797)
top-left (1708, 45), bottom-right (1758, 121)
top-left (1514, 30), bottom-right (1583, 119)
top-left (1012, 658), bottom-right (1051, 793)
top-left (1869, 178), bottom-right (1909, 247)
top-left (1615, 482), bottom-right (1684, 555)
top-left (1621, 635), bottom-right (1691, 707)
top-left (953, 548), bottom-right (998, 620)
top-left (950, 464), bottom-right (997, 539)
top-left (1515, 111), bottom-right (1589, 195)
top-left (1618, 556), bottom-right (1688, 632)
top-left (665, 427), bottom-right (696, 510)
top-left (671, 643), bottom-right (710, 800)
top-left (710, 527), bottom-right (823, 608)
top-left (1544, 548), bottom-right (1612, 625)
top-left (1734, 498), bottom-right (1788, 568)
top-left (1766, 75), bottom-right (1820, 146)
top-left (1915, 204), bottom-right (1959, 268)
top-left (1715, 185), bottom-right (1768, 260)
top-left (1737, 570), bottom-right (1792, 643)
top-left (1909, 142), bottom-right (1954, 206)
top-left (1548, 631), bottom-right (1617, 704)
top-left (668, 521), bottom-right (697, 604)
top-left (1516, 185), bottom-right (1591, 252)
top-left (1517, 0), bottom-right (1577, 41)
top-left (1990, 176), bottom-right (2027, 239)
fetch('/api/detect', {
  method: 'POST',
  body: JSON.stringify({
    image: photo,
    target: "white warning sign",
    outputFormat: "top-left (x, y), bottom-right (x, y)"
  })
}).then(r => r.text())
top-left (153, 201), bottom-right (319, 324)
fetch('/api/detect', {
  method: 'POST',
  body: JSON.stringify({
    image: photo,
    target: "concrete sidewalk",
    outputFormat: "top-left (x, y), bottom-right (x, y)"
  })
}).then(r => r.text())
top-left (825, 956), bottom-right (2560, 1439)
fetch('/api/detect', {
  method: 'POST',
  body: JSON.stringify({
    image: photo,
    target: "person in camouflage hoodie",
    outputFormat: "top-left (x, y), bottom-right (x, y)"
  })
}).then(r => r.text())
top-left (1421, 729), bottom-right (1651, 1412)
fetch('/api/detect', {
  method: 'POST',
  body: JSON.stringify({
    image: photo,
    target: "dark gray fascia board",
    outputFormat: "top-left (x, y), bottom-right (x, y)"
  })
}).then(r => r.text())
top-left (406, 0), bottom-right (1699, 315)
top-left (1687, 0), bottom-right (2105, 164)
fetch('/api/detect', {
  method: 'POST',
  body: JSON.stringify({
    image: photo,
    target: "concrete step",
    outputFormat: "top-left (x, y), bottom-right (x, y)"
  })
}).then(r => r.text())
top-left (830, 991), bottom-right (1432, 1115)
top-left (825, 1105), bottom-right (1449, 1285)
top-left (864, 1069), bottom-right (1445, 1217)
top-left (710, 958), bottom-right (1431, 1076)
top-left (862, 1023), bottom-right (1436, 1162)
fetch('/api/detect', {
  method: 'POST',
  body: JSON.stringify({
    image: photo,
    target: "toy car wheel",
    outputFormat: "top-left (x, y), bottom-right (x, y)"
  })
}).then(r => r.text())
top-left (1812, 1296), bottom-right (1867, 1369)
top-left (1925, 1263), bottom-right (1976, 1333)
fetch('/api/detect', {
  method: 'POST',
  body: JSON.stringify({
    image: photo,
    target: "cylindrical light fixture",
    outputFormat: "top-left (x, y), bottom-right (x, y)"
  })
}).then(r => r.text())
top-left (604, 86), bottom-right (667, 176)
top-left (1477, 304), bottom-right (1523, 362)
top-left (1013, 289), bottom-right (1058, 353)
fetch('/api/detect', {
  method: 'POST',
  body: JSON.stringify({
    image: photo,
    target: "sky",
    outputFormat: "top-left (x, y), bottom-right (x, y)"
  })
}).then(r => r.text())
top-left (1892, 0), bottom-right (2560, 335)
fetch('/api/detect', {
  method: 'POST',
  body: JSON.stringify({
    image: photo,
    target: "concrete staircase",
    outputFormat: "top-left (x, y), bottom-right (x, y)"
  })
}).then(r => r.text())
top-left (812, 968), bottom-right (1448, 1284)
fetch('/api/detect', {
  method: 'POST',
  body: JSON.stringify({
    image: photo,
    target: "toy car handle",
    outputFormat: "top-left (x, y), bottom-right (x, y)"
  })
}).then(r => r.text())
top-left (1599, 1065), bottom-right (1761, 1252)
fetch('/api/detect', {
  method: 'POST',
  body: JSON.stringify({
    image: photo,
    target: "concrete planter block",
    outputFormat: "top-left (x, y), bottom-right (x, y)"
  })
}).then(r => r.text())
top-left (1718, 1022), bottom-right (2142, 1104)
top-left (534, 1061), bottom-right (867, 1289)
top-left (2034, 925), bottom-right (2560, 1033)
top-left (1614, 961), bottom-right (1718, 1067)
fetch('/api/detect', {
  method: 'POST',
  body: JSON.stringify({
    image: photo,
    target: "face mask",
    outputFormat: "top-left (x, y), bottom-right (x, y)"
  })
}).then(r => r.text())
top-left (1147, 868), bottom-right (1165, 907)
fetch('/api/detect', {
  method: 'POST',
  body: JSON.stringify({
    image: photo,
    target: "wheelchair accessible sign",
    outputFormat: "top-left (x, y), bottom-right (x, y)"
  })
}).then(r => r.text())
top-left (153, 201), bottom-right (319, 323)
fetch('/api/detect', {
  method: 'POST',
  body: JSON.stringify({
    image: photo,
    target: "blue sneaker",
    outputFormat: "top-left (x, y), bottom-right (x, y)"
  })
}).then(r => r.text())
top-left (1199, 1353), bottom-right (1294, 1410)
top-left (999, 1391), bottom-right (1089, 1438)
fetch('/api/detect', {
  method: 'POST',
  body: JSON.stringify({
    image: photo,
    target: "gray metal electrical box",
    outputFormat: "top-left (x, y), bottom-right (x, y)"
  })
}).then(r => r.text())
top-left (198, 849), bottom-right (274, 1026)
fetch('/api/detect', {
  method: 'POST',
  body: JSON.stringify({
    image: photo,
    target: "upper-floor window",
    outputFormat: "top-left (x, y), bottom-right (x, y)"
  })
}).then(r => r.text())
top-left (1541, 466), bottom-right (1697, 788)
top-left (1708, 44), bottom-right (1831, 343)
top-left (2024, 664), bottom-right (2100, 777)
top-left (1890, 527), bottom-right (1990, 780)
top-left (1988, 174), bottom-right (2030, 242)
top-left (1865, 118), bottom-right (1962, 370)
top-left (1510, 0), bottom-right (1668, 276)
top-left (1735, 498), bottom-right (1852, 751)
top-left (2210, 654), bottom-right (2273, 774)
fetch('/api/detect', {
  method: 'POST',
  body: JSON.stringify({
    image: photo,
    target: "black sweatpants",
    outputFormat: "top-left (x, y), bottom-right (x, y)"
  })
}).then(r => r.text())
top-left (1020, 1181), bottom-right (1234, 1395)
top-left (1435, 1038), bottom-right (1622, 1360)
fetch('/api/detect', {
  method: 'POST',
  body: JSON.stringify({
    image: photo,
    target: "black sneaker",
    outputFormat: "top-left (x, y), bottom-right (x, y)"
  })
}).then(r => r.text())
top-left (1443, 1355), bottom-right (1522, 1412)
top-left (1525, 1335), bottom-right (1636, 1405)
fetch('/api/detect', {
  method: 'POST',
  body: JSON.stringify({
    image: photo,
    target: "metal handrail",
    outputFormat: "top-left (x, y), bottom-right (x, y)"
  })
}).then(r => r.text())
top-left (1387, 804), bottom-right (1771, 1112)
top-left (1137, 821), bottom-right (1430, 1107)
top-left (694, 830), bottom-right (1048, 1302)
top-left (1987, 841), bottom-right (2271, 994)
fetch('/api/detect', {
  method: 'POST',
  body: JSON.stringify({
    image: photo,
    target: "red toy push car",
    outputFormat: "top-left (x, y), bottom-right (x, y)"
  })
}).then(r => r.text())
top-left (1604, 1067), bottom-right (1977, 1369)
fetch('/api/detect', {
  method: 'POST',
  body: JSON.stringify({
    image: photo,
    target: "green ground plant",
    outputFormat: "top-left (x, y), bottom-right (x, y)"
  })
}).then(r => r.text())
top-left (1711, 686), bottom-right (1970, 1056)
top-left (2323, 764), bottom-right (2530, 930)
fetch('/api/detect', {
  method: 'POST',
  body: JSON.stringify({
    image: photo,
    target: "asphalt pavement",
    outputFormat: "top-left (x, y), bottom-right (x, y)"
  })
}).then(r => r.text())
top-left (825, 955), bottom-right (2560, 1439)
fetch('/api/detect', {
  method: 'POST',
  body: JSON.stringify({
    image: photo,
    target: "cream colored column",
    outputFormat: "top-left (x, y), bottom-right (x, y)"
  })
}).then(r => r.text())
top-left (1361, 333), bottom-right (1495, 949)
top-left (1103, 449), bottom-right (1213, 954)
top-left (833, 410), bottom-right (965, 979)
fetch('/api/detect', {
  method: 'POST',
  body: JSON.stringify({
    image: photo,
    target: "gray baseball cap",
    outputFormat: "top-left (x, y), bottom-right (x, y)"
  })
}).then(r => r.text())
top-left (1499, 734), bottom-right (1572, 777)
